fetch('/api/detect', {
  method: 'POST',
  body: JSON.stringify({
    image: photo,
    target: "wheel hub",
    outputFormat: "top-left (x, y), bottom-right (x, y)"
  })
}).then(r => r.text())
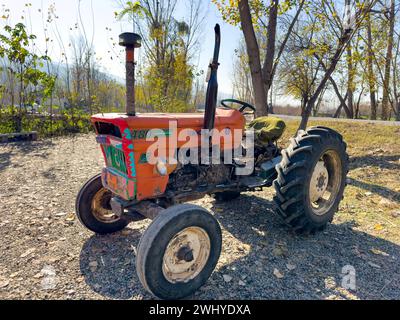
top-left (176, 245), bottom-right (194, 262)
top-left (91, 188), bottom-right (120, 223)
top-left (162, 227), bottom-right (210, 284)
top-left (309, 160), bottom-right (329, 203)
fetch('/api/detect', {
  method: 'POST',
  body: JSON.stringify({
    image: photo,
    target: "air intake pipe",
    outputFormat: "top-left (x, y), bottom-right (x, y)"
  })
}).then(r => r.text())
top-left (203, 24), bottom-right (221, 130)
top-left (119, 32), bottom-right (142, 116)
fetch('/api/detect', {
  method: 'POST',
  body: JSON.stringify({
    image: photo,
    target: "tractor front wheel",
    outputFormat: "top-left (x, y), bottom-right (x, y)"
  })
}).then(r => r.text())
top-left (75, 174), bottom-right (129, 234)
top-left (136, 204), bottom-right (222, 299)
top-left (273, 126), bottom-right (349, 234)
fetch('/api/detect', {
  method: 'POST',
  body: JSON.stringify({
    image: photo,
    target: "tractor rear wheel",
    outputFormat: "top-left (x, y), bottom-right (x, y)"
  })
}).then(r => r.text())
top-left (75, 174), bottom-right (129, 234)
top-left (136, 204), bottom-right (222, 299)
top-left (273, 126), bottom-right (349, 234)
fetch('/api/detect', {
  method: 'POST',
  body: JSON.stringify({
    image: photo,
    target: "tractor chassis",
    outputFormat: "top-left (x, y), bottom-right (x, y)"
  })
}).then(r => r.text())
top-left (109, 156), bottom-right (280, 222)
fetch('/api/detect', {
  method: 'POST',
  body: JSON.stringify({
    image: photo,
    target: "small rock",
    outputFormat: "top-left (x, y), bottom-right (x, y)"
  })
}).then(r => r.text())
top-left (20, 248), bottom-right (36, 258)
top-left (368, 262), bottom-right (381, 269)
top-left (55, 212), bottom-right (67, 217)
top-left (223, 275), bottom-right (232, 283)
top-left (0, 278), bottom-right (10, 288)
top-left (364, 192), bottom-right (373, 197)
top-left (273, 268), bottom-right (284, 279)
top-left (286, 263), bottom-right (296, 271)
top-left (238, 280), bottom-right (246, 286)
top-left (33, 272), bottom-right (44, 279)
top-left (391, 211), bottom-right (400, 218)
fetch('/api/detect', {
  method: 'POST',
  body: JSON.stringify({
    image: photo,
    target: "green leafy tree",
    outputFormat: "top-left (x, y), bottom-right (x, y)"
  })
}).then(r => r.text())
top-left (117, 0), bottom-right (203, 113)
top-left (0, 23), bottom-right (55, 132)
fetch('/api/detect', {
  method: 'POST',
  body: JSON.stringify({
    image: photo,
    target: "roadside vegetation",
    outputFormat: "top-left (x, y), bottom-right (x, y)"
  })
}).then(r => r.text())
top-left (1, 0), bottom-right (400, 139)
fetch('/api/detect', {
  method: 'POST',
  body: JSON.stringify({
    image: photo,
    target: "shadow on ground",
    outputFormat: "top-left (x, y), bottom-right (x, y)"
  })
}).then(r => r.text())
top-left (350, 154), bottom-right (400, 171)
top-left (79, 193), bottom-right (400, 300)
top-left (347, 177), bottom-right (400, 202)
top-left (0, 140), bottom-right (54, 172)
top-left (79, 228), bottom-right (146, 299)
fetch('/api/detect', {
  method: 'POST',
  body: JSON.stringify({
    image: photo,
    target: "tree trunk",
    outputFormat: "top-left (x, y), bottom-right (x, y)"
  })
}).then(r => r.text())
top-left (299, 32), bottom-right (353, 131)
top-left (299, 0), bottom-right (377, 131)
top-left (381, 0), bottom-right (395, 120)
top-left (346, 44), bottom-right (354, 119)
top-left (396, 101), bottom-right (400, 121)
top-left (262, 0), bottom-right (278, 95)
top-left (366, 13), bottom-right (377, 120)
top-left (238, 0), bottom-right (268, 116)
top-left (333, 92), bottom-right (348, 118)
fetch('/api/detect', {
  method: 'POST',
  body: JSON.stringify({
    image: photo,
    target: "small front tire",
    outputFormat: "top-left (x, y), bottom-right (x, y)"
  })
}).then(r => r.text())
top-left (75, 174), bottom-right (129, 234)
top-left (136, 204), bottom-right (222, 300)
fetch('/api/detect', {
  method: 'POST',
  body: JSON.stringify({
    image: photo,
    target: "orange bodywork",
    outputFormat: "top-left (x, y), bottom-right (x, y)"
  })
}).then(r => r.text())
top-left (91, 108), bottom-right (245, 201)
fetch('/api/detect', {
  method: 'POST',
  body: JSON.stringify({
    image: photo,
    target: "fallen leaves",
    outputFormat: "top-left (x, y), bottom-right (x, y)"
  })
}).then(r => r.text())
top-left (370, 248), bottom-right (390, 257)
top-left (272, 242), bottom-right (288, 257)
top-left (65, 213), bottom-right (75, 222)
top-left (379, 198), bottom-right (397, 209)
top-left (286, 263), bottom-right (296, 271)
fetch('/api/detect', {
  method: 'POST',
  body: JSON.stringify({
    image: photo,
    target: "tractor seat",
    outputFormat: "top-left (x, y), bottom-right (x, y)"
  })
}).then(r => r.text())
top-left (246, 116), bottom-right (286, 145)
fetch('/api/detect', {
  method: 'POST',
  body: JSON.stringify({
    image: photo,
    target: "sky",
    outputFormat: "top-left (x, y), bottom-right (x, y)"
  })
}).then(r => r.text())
top-left (0, 0), bottom-right (242, 95)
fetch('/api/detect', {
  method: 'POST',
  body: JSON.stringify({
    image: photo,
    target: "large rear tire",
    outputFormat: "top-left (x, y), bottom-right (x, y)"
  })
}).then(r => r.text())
top-left (136, 204), bottom-right (222, 300)
top-left (273, 126), bottom-right (349, 234)
top-left (75, 174), bottom-right (129, 234)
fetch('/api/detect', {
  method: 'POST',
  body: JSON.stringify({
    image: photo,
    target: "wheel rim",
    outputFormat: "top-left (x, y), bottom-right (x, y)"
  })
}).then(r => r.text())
top-left (91, 188), bottom-right (120, 223)
top-left (162, 227), bottom-right (211, 284)
top-left (308, 150), bottom-right (342, 216)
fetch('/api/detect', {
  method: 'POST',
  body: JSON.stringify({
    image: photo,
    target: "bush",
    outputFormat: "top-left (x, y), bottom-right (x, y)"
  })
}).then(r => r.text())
top-left (0, 106), bottom-right (93, 138)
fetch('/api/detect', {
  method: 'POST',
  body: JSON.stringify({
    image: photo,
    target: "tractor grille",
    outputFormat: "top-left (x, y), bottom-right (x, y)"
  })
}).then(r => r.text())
top-left (104, 145), bottom-right (128, 175)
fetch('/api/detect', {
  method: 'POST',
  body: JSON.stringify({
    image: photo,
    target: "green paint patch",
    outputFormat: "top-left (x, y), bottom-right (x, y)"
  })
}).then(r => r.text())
top-left (104, 145), bottom-right (127, 174)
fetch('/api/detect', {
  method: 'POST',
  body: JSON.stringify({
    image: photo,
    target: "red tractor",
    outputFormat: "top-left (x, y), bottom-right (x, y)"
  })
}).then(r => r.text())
top-left (76, 25), bottom-right (348, 299)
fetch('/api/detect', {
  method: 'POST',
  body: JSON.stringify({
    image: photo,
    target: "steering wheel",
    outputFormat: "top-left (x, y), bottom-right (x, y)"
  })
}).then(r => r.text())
top-left (221, 99), bottom-right (256, 113)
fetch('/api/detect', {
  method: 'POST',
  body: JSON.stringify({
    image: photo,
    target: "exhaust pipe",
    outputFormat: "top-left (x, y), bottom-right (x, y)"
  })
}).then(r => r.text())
top-left (119, 32), bottom-right (142, 116)
top-left (203, 24), bottom-right (221, 130)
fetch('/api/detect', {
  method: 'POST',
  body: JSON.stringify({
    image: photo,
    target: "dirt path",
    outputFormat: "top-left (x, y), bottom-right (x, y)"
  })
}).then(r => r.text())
top-left (0, 123), bottom-right (399, 299)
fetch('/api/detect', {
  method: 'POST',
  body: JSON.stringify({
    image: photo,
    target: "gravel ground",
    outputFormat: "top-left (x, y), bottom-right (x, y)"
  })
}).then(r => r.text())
top-left (0, 132), bottom-right (399, 300)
